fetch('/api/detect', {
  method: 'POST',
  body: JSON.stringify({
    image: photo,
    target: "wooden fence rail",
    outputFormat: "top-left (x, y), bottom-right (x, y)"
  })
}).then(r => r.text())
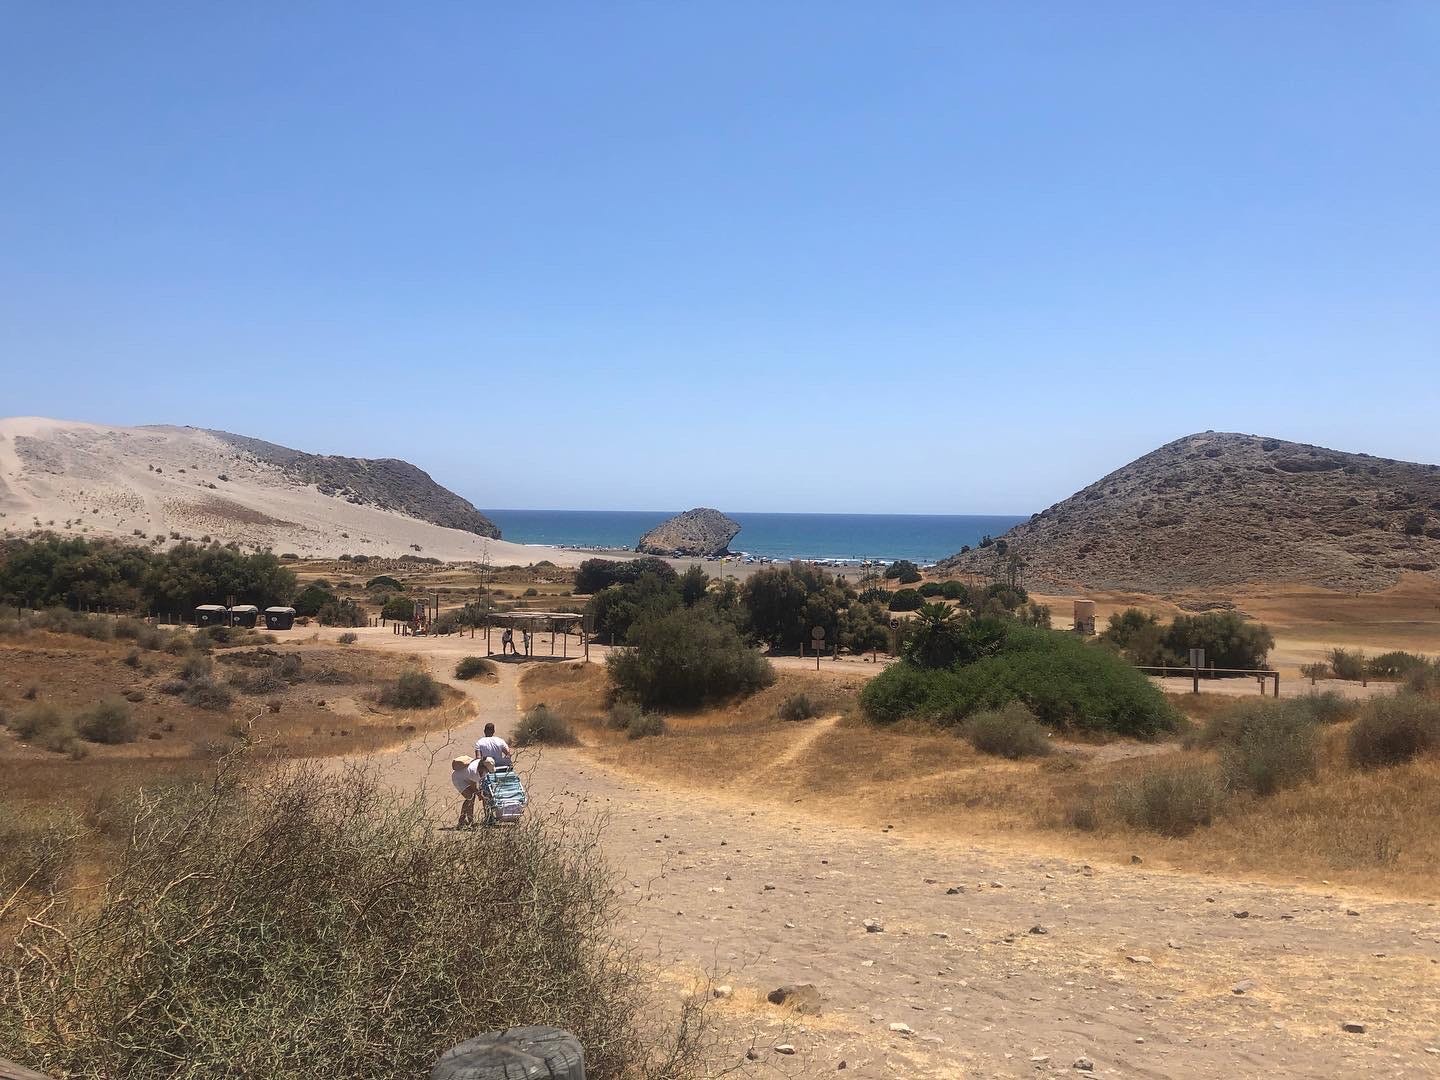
top-left (1136, 664), bottom-right (1280, 697)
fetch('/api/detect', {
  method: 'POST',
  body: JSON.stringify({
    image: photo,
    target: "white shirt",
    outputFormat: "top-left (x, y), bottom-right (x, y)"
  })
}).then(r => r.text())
top-left (451, 767), bottom-right (477, 797)
top-left (474, 735), bottom-right (512, 766)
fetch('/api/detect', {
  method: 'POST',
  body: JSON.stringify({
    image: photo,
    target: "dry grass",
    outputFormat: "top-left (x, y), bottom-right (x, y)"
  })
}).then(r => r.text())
top-left (0, 630), bottom-right (472, 809)
top-left (521, 664), bottom-right (1440, 897)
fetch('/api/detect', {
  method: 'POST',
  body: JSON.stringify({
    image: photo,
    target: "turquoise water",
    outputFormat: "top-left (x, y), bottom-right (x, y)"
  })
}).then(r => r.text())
top-left (481, 510), bottom-right (1027, 565)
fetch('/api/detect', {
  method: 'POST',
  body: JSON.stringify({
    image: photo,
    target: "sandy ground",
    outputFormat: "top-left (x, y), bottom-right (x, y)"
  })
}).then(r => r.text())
top-left (322, 626), bottom-right (1440, 1079)
top-left (0, 416), bottom-right (601, 564)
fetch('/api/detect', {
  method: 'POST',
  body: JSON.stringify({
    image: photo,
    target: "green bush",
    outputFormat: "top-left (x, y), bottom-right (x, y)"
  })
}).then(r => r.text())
top-left (454, 656), bottom-right (498, 680)
top-left (917, 582), bottom-right (943, 598)
top-left (182, 678), bottom-right (234, 712)
top-left (1206, 701), bottom-right (1318, 796)
top-left (608, 607), bottom-right (774, 710)
top-left (778, 692), bottom-right (819, 722)
top-left (839, 601), bottom-right (890, 655)
top-left (378, 671), bottom-right (443, 709)
top-left (318, 598), bottom-right (367, 628)
top-left (605, 701), bottom-right (644, 731)
top-left (626, 712), bottom-right (667, 740)
top-left (1163, 611), bottom-right (1274, 670)
top-left (1366, 651), bottom-right (1431, 680)
top-left (365, 575), bottom-right (406, 592)
top-left (939, 580), bottom-right (969, 602)
top-left (887, 588), bottom-right (922, 612)
top-left (884, 560), bottom-right (922, 584)
top-left (1112, 765), bottom-right (1225, 836)
top-left (0, 762), bottom-right (714, 1079)
top-left (76, 698), bottom-right (139, 745)
top-left (862, 627), bottom-right (1178, 738)
top-left (293, 584), bottom-right (337, 617)
top-left (10, 704), bottom-right (85, 756)
top-left (574, 556), bottom-right (677, 595)
top-left (962, 703), bottom-right (1051, 759)
top-left (1299, 661), bottom-right (1331, 684)
top-left (513, 704), bottom-right (579, 747)
top-left (741, 563), bottom-right (852, 651)
top-left (1347, 694), bottom-right (1440, 768)
top-left (1328, 647), bottom-right (1367, 681)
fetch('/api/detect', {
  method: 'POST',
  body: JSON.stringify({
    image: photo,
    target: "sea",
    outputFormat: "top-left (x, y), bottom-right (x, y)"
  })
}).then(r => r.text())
top-left (481, 510), bottom-right (1028, 566)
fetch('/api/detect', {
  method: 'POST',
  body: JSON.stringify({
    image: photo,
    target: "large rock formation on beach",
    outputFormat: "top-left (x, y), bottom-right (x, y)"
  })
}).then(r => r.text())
top-left (0, 416), bottom-right (520, 561)
top-left (936, 432), bottom-right (1440, 594)
top-left (637, 507), bottom-right (741, 558)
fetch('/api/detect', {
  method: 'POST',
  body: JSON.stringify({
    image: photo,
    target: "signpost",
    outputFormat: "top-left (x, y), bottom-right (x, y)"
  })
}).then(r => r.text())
top-left (811, 625), bottom-right (826, 671)
top-left (1189, 648), bottom-right (1205, 694)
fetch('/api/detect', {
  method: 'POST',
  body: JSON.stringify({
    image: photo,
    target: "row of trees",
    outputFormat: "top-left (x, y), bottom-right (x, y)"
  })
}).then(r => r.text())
top-left (1099, 608), bottom-right (1275, 671)
top-left (0, 535), bottom-right (296, 615)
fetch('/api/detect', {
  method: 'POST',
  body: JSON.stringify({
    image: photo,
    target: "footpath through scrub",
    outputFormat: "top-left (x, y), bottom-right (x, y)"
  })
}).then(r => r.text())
top-left (335, 628), bottom-right (1440, 1079)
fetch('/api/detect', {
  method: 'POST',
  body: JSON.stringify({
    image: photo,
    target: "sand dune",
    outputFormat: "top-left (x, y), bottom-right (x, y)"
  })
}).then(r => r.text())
top-left (0, 416), bottom-right (588, 566)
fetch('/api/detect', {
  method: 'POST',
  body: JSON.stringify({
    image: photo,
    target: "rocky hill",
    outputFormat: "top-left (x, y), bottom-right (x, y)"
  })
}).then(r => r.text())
top-left (207, 430), bottom-right (499, 538)
top-left (0, 417), bottom-right (533, 562)
top-left (637, 508), bottom-right (741, 557)
top-left (937, 432), bottom-right (1440, 594)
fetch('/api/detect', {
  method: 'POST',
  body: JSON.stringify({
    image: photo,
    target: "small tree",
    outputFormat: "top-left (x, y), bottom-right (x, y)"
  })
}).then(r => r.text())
top-left (884, 560), bottom-right (922, 584)
top-left (381, 595), bottom-right (417, 622)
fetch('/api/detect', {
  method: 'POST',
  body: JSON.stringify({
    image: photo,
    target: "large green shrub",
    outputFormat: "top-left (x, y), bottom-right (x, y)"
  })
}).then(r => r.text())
top-left (887, 588), bottom-right (922, 612)
top-left (1163, 611), bottom-right (1274, 670)
top-left (883, 560), bottom-right (922, 584)
top-left (585, 572), bottom-right (680, 644)
top-left (862, 627), bottom-right (1177, 738)
top-left (381, 595), bottom-right (417, 622)
top-left (0, 536), bottom-right (295, 615)
top-left (573, 557), bottom-right (676, 595)
top-left (608, 607), bottom-right (774, 709)
top-left (741, 563), bottom-right (852, 651)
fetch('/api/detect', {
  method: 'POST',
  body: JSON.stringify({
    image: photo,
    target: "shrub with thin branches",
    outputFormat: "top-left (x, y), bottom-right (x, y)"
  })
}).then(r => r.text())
top-left (777, 692), bottom-right (819, 722)
top-left (0, 760), bottom-right (719, 1078)
top-left (378, 671), bottom-right (443, 709)
top-left (76, 698), bottom-right (139, 745)
top-left (1112, 764), bottom-right (1225, 836)
top-left (513, 704), bottom-right (579, 747)
top-left (1347, 693), bottom-right (1440, 769)
top-left (454, 656), bottom-right (498, 680)
top-left (962, 703), bottom-right (1051, 759)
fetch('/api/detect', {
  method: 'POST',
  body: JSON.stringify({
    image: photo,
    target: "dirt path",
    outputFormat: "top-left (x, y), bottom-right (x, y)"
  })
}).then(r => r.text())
top-left (338, 632), bottom-right (1440, 1078)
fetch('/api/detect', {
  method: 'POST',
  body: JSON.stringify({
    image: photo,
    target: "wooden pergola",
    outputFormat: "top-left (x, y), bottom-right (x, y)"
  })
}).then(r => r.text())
top-left (485, 611), bottom-right (589, 661)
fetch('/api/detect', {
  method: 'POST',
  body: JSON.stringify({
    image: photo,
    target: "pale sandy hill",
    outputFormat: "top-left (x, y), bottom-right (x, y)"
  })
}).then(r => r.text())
top-left (0, 417), bottom-right (585, 565)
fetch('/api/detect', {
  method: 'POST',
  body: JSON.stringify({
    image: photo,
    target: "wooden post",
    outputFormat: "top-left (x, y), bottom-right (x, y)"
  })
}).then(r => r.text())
top-left (1192, 666), bottom-right (1200, 695)
top-left (1274, 672), bottom-right (1280, 698)
top-left (431, 1027), bottom-right (584, 1080)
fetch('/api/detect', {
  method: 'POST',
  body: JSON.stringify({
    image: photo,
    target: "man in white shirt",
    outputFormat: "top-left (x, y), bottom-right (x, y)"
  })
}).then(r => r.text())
top-left (474, 723), bottom-right (512, 768)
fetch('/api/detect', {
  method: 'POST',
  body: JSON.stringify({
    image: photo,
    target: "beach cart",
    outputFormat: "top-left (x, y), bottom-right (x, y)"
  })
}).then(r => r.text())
top-left (484, 766), bottom-right (528, 826)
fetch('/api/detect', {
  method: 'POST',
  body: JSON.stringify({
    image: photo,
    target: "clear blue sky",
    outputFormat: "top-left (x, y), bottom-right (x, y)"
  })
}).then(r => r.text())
top-left (3, 4), bottom-right (1437, 514)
